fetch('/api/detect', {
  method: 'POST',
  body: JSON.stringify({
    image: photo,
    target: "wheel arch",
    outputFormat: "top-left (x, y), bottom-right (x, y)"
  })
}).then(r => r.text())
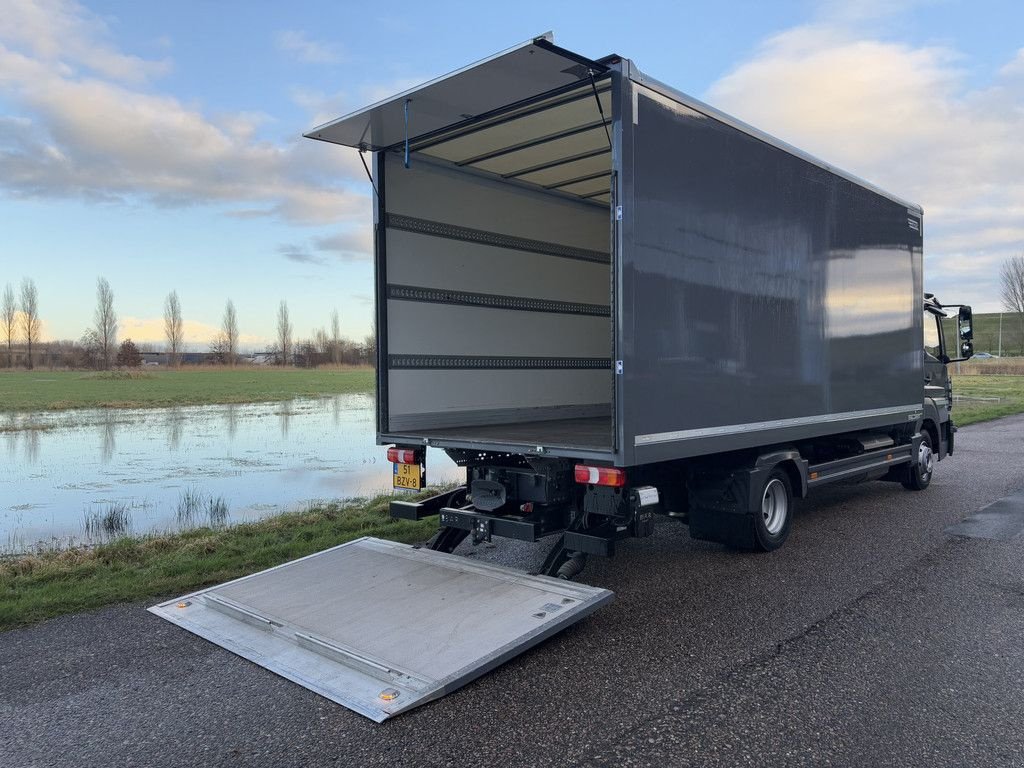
top-left (754, 449), bottom-right (808, 499)
top-left (920, 416), bottom-right (940, 455)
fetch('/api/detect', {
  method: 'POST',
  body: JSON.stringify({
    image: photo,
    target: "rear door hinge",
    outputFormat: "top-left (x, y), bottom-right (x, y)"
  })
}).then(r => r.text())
top-left (615, 206), bottom-right (623, 221)
top-left (615, 360), bottom-right (623, 374)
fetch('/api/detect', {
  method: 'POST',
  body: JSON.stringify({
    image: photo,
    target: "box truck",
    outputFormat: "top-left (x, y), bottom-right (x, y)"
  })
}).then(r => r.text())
top-left (305, 33), bottom-right (974, 571)
top-left (152, 34), bottom-right (974, 720)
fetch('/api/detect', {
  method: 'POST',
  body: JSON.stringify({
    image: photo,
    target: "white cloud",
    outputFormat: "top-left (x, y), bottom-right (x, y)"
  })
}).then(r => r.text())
top-left (1001, 48), bottom-right (1024, 78)
top-left (0, 0), bottom-right (170, 83)
top-left (277, 244), bottom-right (327, 265)
top-left (275, 225), bottom-right (374, 269)
top-left (0, 0), bottom-right (367, 228)
top-left (275, 30), bottom-right (342, 65)
top-left (704, 19), bottom-right (1024, 312)
top-left (312, 228), bottom-right (373, 261)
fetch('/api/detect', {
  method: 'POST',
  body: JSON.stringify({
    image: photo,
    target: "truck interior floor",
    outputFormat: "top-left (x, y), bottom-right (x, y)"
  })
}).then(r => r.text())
top-left (421, 416), bottom-right (613, 451)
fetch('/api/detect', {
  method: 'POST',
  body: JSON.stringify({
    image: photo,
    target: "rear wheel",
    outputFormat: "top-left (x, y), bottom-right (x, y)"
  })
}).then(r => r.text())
top-left (752, 468), bottom-right (793, 551)
top-left (902, 430), bottom-right (934, 491)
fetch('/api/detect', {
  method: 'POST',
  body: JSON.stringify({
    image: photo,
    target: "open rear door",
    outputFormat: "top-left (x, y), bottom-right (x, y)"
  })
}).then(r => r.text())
top-left (150, 537), bottom-right (612, 721)
top-left (304, 33), bottom-right (608, 150)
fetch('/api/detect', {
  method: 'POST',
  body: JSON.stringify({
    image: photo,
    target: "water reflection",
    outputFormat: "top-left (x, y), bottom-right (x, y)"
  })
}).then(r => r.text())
top-left (167, 406), bottom-right (183, 451)
top-left (279, 401), bottom-right (293, 438)
top-left (224, 402), bottom-right (238, 440)
top-left (4, 413), bottom-right (16, 458)
top-left (100, 411), bottom-right (117, 463)
top-left (23, 429), bottom-right (40, 464)
top-left (1, 393), bottom-right (463, 553)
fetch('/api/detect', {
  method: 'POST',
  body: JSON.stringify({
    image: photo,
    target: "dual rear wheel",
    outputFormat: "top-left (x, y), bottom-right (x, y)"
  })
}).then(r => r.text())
top-left (752, 468), bottom-right (792, 552)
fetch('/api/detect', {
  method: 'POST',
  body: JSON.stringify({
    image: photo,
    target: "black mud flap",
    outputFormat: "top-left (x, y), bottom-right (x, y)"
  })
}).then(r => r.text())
top-left (687, 465), bottom-right (760, 549)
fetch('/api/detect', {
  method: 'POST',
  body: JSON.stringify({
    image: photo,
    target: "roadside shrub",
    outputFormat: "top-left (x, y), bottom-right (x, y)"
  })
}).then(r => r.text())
top-left (115, 339), bottom-right (142, 368)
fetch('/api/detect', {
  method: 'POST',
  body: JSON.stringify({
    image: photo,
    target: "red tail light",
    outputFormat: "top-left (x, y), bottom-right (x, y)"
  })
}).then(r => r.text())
top-left (387, 448), bottom-right (419, 464)
top-left (574, 464), bottom-right (626, 487)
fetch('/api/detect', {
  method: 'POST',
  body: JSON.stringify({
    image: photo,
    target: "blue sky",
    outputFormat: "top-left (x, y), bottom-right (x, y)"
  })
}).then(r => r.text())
top-left (1, 0), bottom-right (1022, 349)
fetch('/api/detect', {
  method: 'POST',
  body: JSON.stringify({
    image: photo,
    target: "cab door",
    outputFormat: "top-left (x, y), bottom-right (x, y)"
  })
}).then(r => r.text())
top-left (923, 309), bottom-right (949, 456)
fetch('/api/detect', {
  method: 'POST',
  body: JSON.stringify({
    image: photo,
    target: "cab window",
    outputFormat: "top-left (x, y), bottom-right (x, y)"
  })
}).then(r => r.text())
top-left (924, 312), bottom-right (942, 360)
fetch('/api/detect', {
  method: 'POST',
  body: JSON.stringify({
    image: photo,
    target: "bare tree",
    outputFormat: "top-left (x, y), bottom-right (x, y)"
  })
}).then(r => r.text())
top-left (164, 290), bottom-right (183, 367)
top-left (277, 300), bottom-right (292, 366)
top-left (1, 283), bottom-right (15, 368)
top-left (80, 329), bottom-right (103, 369)
top-left (222, 299), bottom-right (239, 366)
top-left (363, 316), bottom-right (377, 367)
top-left (330, 309), bottom-right (341, 365)
top-left (209, 332), bottom-right (230, 364)
top-left (94, 277), bottom-right (118, 370)
top-left (314, 328), bottom-right (330, 357)
top-left (19, 278), bottom-right (40, 370)
top-left (1001, 255), bottom-right (1024, 353)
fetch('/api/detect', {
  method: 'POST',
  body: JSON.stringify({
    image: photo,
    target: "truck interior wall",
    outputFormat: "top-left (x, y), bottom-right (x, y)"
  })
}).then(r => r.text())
top-left (624, 83), bottom-right (923, 461)
top-left (382, 154), bottom-right (613, 437)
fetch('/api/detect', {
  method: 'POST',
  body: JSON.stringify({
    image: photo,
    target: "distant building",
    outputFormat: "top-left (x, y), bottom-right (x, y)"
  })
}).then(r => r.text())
top-left (252, 351), bottom-right (278, 366)
top-left (140, 352), bottom-right (169, 366)
top-left (139, 351), bottom-right (221, 366)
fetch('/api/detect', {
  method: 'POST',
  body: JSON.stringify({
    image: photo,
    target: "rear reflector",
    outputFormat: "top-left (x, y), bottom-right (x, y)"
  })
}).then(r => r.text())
top-left (387, 448), bottom-right (419, 464)
top-left (574, 464), bottom-right (626, 487)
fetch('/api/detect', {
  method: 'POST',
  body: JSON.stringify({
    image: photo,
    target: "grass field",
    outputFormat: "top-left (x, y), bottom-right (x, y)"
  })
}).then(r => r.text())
top-left (0, 489), bottom-right (453, 630)
top-left (950, 374), bottom-right (1024, 426)
top-left (0, 366), bottom-right (374, 412)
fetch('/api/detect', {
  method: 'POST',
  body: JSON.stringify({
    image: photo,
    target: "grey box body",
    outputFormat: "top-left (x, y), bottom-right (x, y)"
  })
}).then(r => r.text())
top-left (617, 70), bottom-right (923, 465)
top-left (319, 44), bottom-right (924, 467)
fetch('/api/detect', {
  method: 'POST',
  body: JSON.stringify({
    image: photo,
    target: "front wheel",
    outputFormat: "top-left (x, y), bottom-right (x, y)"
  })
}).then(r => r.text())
top-left (902, 430), bottom-right (934, 491)
top-left (752, 469), bottom-right (793, 551)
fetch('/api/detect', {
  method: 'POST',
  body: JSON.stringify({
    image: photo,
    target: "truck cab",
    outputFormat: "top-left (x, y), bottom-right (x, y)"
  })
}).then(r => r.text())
top-left (921, 294), bottom-right (974, 475)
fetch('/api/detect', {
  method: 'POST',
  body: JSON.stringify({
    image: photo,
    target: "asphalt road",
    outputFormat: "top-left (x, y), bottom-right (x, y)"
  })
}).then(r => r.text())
top-left (3, 414), bottom-right (1024, 768)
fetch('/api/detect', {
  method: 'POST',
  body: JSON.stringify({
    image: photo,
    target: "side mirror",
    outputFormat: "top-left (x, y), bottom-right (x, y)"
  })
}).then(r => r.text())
top-left (958, 306), bottom-right (973, 342)
top-left (960, 340), bottom-right (973, 359)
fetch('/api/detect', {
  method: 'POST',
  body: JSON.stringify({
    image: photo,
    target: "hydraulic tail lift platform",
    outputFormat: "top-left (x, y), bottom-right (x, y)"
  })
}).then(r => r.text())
top-left (149, 537), bottom-right (612, 721)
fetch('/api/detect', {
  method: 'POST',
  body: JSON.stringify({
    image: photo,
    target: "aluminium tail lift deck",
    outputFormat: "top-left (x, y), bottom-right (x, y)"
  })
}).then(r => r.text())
top-left (150, 538), bottom-right (611, 722)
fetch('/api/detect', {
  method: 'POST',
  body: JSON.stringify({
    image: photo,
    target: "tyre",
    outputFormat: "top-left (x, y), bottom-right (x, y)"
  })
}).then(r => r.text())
top-left (752, 468), bottom-right (793, 551)
top-left (902, 430), bottom-right (934, 491)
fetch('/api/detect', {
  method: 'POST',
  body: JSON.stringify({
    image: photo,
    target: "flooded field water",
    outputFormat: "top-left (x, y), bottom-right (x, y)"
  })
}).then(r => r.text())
top-left (0, 394), bottom-right (463, 554)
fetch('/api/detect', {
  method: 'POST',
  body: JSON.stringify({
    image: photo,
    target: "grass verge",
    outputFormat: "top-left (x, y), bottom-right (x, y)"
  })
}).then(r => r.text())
top-left (950, 374), bottom-right (1024, 426)
top-left (0, 490), bottom-right (452, 631)
top-left (0, 366), bottom-right (374, 413)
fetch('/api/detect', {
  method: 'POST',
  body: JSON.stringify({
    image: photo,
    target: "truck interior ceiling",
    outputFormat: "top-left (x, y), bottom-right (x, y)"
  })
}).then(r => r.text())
top-left (381, 74), bottom-right (615, 451)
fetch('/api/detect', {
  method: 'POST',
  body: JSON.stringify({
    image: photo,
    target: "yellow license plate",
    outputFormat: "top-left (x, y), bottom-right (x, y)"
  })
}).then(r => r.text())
top-left (393, 462), bottom-right (423, 490)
